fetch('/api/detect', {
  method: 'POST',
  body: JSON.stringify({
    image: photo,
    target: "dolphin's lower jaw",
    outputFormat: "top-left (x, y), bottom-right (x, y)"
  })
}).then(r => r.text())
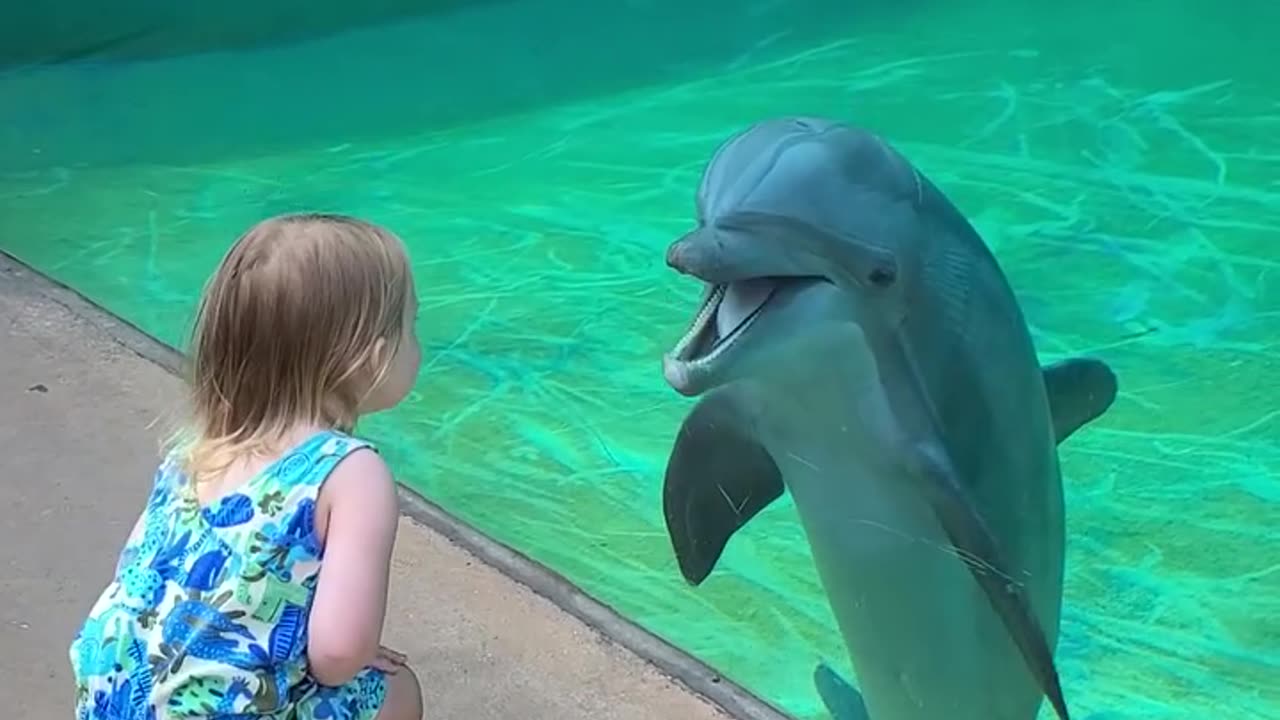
top-left (661, 354), bottom-right (704, 397)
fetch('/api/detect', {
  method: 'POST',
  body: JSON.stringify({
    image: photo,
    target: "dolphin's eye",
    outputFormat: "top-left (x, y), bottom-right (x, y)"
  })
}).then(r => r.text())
top-left (868, 265), bottom-right (897, 288)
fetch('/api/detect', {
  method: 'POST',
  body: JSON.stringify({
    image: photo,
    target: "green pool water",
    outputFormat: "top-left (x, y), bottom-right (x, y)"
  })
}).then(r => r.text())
top-left (2, 1), bottom-right (1277, 718)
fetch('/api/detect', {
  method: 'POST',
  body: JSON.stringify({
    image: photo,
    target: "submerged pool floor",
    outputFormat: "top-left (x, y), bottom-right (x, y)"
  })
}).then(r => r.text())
top-left (2, 3), bottom-right (1277, 719)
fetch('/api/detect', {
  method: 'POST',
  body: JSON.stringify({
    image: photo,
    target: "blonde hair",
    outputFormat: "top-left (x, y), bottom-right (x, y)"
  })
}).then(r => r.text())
top-left (174, 212), bottom-right (411, 482)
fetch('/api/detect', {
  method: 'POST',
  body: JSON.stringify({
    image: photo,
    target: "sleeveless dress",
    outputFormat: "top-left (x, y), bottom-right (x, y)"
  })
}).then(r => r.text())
top-left (69, 429), bottom-right (389, 720)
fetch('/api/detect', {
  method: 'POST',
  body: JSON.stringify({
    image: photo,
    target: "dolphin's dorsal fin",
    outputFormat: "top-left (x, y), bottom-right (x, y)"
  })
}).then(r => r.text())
top-left (1042, 358), bottom-right (1118, 445)
top-left (662, 384), bottom-right (784, 585)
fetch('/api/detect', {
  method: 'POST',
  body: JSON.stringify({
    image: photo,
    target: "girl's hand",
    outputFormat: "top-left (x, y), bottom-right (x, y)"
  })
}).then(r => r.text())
top-left (370, 645), bottom-right (408, 674)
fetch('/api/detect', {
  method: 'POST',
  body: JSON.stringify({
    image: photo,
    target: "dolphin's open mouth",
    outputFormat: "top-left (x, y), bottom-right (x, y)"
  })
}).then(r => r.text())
top-left (669, 278), bottom-right (780, 366)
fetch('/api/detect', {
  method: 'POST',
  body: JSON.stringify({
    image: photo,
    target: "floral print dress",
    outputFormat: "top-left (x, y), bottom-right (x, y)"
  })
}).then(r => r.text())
top-left (70, 430), bottom-right (388, 720)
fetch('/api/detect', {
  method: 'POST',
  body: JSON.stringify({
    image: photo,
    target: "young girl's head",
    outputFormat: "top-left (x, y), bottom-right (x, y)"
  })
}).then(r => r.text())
top-left (178, 212), bottom-right (420, 481)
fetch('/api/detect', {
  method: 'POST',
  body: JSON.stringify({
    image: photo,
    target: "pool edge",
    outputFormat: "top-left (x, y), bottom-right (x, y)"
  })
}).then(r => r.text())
top-left (0, 248), bottom-right (795, 720)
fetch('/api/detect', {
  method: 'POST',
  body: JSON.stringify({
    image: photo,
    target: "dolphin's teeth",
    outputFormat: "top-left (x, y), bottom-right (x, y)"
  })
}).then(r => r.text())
top-left (672, 284), bottom-right (725, 360)
top-left (687, 280), bottom-right (777, 368)
top-left (669, 279), bottom-right (778, 369)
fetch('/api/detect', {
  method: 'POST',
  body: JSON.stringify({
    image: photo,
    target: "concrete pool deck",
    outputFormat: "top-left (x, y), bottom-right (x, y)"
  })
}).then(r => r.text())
top-left (0, 254), bottom-right (780, 720)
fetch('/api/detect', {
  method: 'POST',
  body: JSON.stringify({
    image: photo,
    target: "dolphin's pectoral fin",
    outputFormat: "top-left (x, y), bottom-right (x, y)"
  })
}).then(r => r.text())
top-left (910, 444), bottom-right (1071, 720)
top-left (813, 661), bottom-right (870, 720)
top-left (662, 384), bottom-right (784, 586)
top-left (1042, 357), bottom-right (1118, 445)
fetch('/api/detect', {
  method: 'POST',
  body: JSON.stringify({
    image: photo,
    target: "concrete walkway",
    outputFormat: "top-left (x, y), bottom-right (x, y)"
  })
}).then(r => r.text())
top-left (0, 258), bottom-right (739, 720)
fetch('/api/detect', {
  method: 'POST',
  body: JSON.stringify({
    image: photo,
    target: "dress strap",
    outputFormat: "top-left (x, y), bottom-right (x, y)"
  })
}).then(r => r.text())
top-left (271, 429), bottom-right (377, 492)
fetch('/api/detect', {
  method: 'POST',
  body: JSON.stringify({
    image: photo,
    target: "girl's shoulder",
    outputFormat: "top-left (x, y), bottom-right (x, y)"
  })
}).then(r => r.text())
top-left (313, 432), bottom-right (400, 543)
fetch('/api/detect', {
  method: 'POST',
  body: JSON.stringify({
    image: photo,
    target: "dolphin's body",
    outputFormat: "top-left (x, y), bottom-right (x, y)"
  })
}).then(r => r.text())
top-left (659, 117), bottom-right (1118, 720)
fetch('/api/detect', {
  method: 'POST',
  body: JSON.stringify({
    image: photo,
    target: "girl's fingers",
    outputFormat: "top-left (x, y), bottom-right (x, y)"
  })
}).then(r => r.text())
top-left (378, 646), bottom-right (407, 665)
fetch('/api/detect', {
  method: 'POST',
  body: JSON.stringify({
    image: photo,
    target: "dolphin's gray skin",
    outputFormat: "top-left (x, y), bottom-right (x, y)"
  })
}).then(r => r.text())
top-left (659, 117), bottom-right (1118, 720)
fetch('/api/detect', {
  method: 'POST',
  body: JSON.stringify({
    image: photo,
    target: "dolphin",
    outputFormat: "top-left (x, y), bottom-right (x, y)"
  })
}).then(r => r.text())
top-left (658, 117), bottom-right (1118, 720)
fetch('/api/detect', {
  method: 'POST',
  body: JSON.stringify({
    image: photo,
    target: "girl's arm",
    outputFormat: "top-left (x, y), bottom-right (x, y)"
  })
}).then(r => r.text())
top-left (307, 448), bottom-right (401, 686)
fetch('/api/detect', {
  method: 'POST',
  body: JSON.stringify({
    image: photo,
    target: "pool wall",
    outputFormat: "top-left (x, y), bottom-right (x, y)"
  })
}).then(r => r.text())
top-left (2, 0), bottom-right (886, 171)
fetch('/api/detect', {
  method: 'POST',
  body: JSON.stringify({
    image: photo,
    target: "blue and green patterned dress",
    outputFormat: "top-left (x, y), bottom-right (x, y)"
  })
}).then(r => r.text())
top-left (70, 429), bottom-right (389, 720)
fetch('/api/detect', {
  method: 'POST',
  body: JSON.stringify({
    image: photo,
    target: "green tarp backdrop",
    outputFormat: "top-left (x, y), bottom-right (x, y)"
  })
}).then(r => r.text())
top-left (2, 1), bottom-right (1276, 718)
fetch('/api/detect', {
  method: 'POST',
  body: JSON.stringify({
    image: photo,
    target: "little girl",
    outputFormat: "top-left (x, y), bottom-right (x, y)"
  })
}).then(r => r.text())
top-left (70, 213), bottom-right (425, 720)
